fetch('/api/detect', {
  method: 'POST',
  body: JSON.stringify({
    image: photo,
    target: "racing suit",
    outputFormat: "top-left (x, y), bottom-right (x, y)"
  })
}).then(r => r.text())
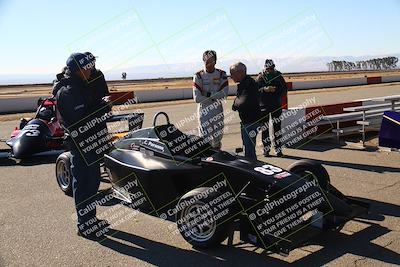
top-left (56, 73), bottom-right (110, 230)
top-left (256, 70), bottom-right (287, 154)
top-left (193, 68), bottom-right (229, 149)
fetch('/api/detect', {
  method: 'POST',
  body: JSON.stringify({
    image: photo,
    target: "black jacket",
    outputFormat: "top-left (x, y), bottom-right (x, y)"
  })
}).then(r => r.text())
top-left (53, 69), bottom-right (109, 98)
top-left (56, 74), bottom-right (111, 161)
top-left (256, 70), bottom-right (287, 112)
top-left (232, 75), bottom-right (262, 124)
top-left (88, 69), bottom-right (109, 101)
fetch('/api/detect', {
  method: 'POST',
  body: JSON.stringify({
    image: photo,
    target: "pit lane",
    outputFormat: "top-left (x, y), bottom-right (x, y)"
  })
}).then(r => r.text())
top-left (0, 83), bottom-right (399, 266)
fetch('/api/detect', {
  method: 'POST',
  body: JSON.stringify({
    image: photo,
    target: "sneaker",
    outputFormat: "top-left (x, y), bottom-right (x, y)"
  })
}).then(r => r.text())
top-left (276, 151), bottom-right (284, 157)
top-left (77, 219), bottom-right (110, 241)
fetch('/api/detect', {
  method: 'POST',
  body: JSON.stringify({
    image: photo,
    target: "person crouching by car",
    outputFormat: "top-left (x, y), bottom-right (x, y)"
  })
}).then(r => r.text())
top-left (231, 62), bottom-right (262, 160)
top-left (56, 52), bottom-right (111, 241)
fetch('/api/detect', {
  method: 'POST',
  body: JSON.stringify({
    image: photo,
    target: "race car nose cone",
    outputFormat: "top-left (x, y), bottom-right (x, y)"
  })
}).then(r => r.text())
top-left (11, 139), bottom-right (31, 159)
top-left (10, 134), bottom-right (46, 159)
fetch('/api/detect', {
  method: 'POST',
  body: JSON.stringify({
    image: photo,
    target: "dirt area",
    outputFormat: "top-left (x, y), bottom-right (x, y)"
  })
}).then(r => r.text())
top-left (1, 70), bottom-right (399, 97)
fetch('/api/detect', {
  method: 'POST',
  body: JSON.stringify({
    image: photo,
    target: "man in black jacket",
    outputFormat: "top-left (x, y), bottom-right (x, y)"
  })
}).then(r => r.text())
top-left (56, 52), bottom-right (112, 240)
top-left (256, 59), bottom-right (287, 157)
top-left (231, 62), bottom-right (262, 159)
top-left (53, 52), bottom-right (110, 111)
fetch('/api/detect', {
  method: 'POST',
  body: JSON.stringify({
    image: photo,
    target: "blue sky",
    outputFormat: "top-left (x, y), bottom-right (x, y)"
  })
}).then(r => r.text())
top-left (0, 0), bottom-right (399, 81)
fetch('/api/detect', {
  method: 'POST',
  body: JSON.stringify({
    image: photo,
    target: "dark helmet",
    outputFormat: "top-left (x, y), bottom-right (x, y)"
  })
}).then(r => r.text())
top-left (84, 52), bottom-right (97, 64)
top-left (264, 59), bottom-right (275, 69)
top-left (37, 107), bottom-right (53, 121)
top-left (203, 50), bottom-right (217, 62)
top-left (66, 53), bottom-right (92, 73)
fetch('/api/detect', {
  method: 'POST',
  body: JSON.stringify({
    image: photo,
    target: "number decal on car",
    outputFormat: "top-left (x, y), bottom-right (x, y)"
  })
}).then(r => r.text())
top-left (23, 124), bottom-right (40, 137)
top-left (25, 130), bottom-right (40, 136)
top-left (254, 165), bottom-right (283, 176)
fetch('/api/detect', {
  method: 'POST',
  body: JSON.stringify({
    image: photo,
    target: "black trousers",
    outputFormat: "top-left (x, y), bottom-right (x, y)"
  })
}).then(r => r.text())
top-left (70, 150), bottom-right (101, 229)
top-left (260, 109), bottom-right (282, 153)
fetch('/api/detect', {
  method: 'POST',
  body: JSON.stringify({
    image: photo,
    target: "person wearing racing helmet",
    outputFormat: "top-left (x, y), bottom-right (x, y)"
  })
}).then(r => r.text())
top-left (56, 52), bottom-right (111, 240)
top-left (256, 59), bottom-right (288, 157)
top-left (36, 106), bottom-right (54, 121)
top-left (193, 50), bottom-right (229, 150)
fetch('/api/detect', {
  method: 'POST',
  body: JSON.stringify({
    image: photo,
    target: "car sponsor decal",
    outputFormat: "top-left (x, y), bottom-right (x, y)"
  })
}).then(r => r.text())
top-left (142, 140), bottom-right (165, 152)
top-left (273, 171), bottom-right (291, 179)
top-left (130, 143), bottom-right (140, 151)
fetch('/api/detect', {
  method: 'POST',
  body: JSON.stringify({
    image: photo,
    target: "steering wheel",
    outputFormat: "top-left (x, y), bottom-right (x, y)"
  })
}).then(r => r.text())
top-left (152, 112), bottom-right (170, 126)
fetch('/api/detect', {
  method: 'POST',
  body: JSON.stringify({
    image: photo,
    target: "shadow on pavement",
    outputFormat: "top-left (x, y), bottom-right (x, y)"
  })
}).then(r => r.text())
top-left (96, 198), bottom-right (399, 266)
top-left (294, 139), bottom-right (347, 152)
top-left (99, 229), bottom-right (287, 266)
top-left (294, 132), bottom-right (380, 152)
top-left (282, 154), bottom-right (400, 174)
top-left (0, 153), bottom-right (61, 166)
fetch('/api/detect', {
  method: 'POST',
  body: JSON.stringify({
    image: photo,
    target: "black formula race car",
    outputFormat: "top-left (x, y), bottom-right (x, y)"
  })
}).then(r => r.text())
top-left (4, 97), bottom-right (143, 160)
top-left (56, 112), bottom-right (369, 255)
top-left (5, 98), bottom-right (65, 159)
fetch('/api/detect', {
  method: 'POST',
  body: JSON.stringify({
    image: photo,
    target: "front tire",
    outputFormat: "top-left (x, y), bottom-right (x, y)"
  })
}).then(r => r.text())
top-left (176, 187), bottom-right (235, 248)
top-left (288, 160), bottom-right (340, 231)
top-left (56, 152), bottom-right (73, 196)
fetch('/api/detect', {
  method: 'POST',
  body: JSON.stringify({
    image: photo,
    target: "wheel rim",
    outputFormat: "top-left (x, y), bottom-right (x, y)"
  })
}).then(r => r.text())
top-left (57, 160), bottom-right (71, 190)
top-left (180, 202), bottom-right (216, 242)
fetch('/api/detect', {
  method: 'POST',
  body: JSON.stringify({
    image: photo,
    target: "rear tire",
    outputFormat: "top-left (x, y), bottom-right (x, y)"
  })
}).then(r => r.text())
top-left (288, 159), bottom-right (330, 190)
top-left (56, 152), bottom-right (73, 197)
top-left (176, 187), bottom-right (235, 248)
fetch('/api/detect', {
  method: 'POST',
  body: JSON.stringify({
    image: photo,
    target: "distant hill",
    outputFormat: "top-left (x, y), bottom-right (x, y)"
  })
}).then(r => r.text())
top-left (0, 54), bottom-right (399, 85)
